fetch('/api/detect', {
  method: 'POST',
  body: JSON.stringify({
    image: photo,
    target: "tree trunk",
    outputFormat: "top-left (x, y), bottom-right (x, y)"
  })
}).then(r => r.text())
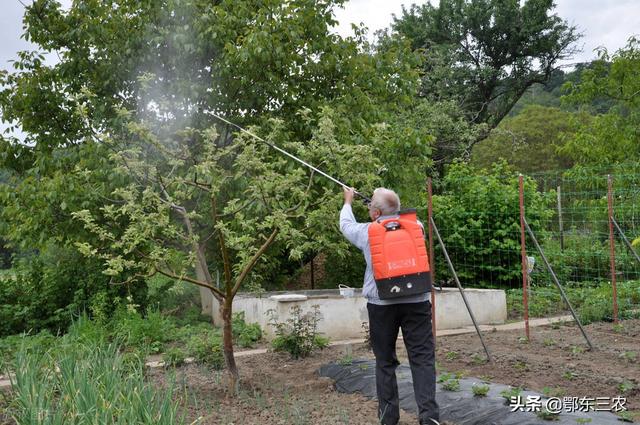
top-left (221, 297), bottom-right (239, 395)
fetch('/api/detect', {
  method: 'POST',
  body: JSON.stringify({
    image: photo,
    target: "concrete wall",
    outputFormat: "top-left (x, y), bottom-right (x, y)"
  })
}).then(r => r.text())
top-left (211, 287), bottom-right (507, 341)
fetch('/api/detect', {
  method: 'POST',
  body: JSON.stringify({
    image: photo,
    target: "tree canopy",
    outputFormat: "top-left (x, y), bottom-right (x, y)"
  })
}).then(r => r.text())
top-left (390, 0), bottom-right (579, 162)
top-left (560, 37), bottom-right (640, 166)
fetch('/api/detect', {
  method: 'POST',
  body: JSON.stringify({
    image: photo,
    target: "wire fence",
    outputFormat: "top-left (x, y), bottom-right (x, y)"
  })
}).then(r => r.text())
top-left (428, 164), bottom-right (640, 326)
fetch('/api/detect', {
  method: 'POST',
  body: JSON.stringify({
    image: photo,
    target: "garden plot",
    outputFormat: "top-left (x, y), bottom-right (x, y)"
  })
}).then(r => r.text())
top-left (141, 319), bottom-right (639, 424)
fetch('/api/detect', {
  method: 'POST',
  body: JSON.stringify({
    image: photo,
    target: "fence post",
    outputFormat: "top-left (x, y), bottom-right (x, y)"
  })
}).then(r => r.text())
top-left (519, 175), bottom-right (530, 340)
top-left (607, 174), bottom-right (619, 324)
top-left (557, 185), bottom-right (564, 252)
top-left (427, 177), bottom-right (436, 342)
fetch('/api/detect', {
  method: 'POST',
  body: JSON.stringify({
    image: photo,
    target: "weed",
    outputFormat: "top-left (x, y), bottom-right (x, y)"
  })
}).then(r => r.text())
top-left (454, 370), bottom-right (468, 379)
top-left (617, 380), bottom-right (635, 394)
top-left (618, 351), bottom-right (637, 363)
top-left (479, 375), bottom-right (493, 383)
top-left (232, 312), bottom-right (262, 348)
top-left (445, 351), bottom-right (459, 361)
top-left (569, 345), bottom-right (585, 355)
top-left (441, 379), bottom-right (460, 391)
top-left (338, 355), bottom-right (353, 366)
top-left (187, 332), bottom-right (224, 369)
top-left (612, 323), bottom-right (625, 333)
top-left (472, 384), bottom-right (490, 397)
top-left (358, 363), bottom-right (369, 371)
top-left (513, 360), bottom-right (528, 371)
top-left (617, 411), bottom-right (634, 422)
top-left (111, 307), bottom-right (175, 353)
top-left (517, 336), bottom-right (529, 344)
top-left (163, 347), bottom-right (186, 368)
top-left (543, 338), bottom-right (556, 347)
top-left (542, 387), bottom-right (567, 398)
top-left (437, 372), bottom-right (454, 383)
top-left (575, 418), bottom-right (592, 424)
top-left (563, 370), bottom-right (577, 380)
top-left (471, 353), bottom-right (487, 365)
top-left (537, 408), bottom-right (560, 421)
top-left (500, 387), bottom-right (522, 403)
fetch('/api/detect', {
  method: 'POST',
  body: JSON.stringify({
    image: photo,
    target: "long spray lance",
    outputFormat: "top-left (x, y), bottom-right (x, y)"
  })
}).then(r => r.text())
top-left (208, 111), bottom-right (372, 204)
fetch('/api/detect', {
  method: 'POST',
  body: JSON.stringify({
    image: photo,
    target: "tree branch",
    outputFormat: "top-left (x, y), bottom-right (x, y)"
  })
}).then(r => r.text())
top-left (157, 268), bottom-right (225, 300)
top-left (232, 228), bottom-right (279, 296)
top-left (211, 195), bottom-right (233, 290)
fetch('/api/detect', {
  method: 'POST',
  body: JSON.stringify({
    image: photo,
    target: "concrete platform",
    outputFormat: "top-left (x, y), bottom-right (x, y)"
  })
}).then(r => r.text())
top-left (211, 287), bottom-right (507, 340)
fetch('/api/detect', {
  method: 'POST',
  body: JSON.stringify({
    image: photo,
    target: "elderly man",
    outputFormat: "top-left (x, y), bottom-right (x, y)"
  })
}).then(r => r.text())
top-left (340, 187), bottom-right (440, 425)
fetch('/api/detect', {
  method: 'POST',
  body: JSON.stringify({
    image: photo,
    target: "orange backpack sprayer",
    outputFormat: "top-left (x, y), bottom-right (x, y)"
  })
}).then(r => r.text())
top-left (368, 209), bottom-right (431, 299)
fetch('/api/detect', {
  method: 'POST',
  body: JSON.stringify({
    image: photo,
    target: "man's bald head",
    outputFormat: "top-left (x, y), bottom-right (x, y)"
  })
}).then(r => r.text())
top-left (370, 188), bottom-right (401, 216)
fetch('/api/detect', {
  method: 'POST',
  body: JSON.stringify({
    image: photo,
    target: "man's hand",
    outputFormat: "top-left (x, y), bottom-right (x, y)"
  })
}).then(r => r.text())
top-left (343, 187), bottom-right (355, 205)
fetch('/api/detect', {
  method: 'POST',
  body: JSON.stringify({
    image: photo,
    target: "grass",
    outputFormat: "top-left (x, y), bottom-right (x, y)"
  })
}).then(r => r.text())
top-left (542, 386), bottom-right (567, 398)
top-left (445, 351), bottom-right (459, 360)
top-left (471, 353), bottom-right (487, 365)
top-left (499, 387), bottom-right (522, 403)
top-left (338, 355), bottom-right (354, 366)
top-left (617, 380), bottom-right (635, 394)
top-left (7, 340), bottom-right (183, 424)
top-left (441, 379), bottom-right (460, 391)
top-left (1, 306), bottom-right (263, 373)
top-left (507, 280), bottom-right (640, 324)
top-left (163, 347), bottom-right (187, 368)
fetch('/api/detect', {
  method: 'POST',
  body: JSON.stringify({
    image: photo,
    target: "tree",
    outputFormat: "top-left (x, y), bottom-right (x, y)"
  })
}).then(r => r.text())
top-left (391, 0), bottom-right (580, 161)
top-left (72, 107), bottom-right (382, 392)
top-left (560, 37), bottom-right (640, 165)
top-left (0, 0), bottom-right (426, 391)
top-left (471, 105), bottom-right (586, 173)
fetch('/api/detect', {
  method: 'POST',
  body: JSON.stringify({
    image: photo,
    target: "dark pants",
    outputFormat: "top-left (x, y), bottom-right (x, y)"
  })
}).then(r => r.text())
top-left (367, 300), bottom-right (439, 425)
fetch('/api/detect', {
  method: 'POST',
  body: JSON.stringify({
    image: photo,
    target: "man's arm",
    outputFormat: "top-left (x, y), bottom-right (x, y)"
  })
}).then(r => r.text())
top-left (339, 188), bottom-right (369, 251)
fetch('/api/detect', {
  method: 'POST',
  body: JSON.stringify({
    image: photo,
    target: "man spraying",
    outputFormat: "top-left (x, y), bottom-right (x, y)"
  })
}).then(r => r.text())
top-left (340, 187), bottom-right (440, 425)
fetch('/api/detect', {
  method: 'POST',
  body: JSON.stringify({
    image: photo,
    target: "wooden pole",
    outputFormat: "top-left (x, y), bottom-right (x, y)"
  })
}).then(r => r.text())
top-left (557, 185), bottom-right (564, 252)
top-left (607, 175), bottom-right (619, 324)
top-left (310, 257), bottom-right (315, 290)
top-left (519, 175), bottom-right (530, 340)
top-left (427, 178), bottom-right (436, 343)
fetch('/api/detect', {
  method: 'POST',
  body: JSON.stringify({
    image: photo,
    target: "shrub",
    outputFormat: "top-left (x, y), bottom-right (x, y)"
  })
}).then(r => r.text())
top-left (163, 347), bottom-right (186, 368)
top-left (268, 304), bottom-right (328, 359)
top-left (65, 313), bottom-right (109, 345)
top-left (9, 341), bottom-right (182, 424)
top-left (110, 306), bottom-right (176, 353)
top-left (0, 330), bottom-right (56, 373)
top-left (433, 161), bottom-right (553, 288)
top-left (232, 312), bottom-right (262, 348)
top-left (186, 332), bottom-right (224, 369)
top-left (0, 245), bottom-right (147, 337)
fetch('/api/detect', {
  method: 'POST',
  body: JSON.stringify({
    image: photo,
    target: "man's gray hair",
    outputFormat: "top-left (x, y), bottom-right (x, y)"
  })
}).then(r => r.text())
top-left (370, 188), bottom-right (401, 215)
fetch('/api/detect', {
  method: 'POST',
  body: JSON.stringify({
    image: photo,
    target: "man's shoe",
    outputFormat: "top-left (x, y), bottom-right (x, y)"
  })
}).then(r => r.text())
top-left (420, 419), bottom-right (440, 425)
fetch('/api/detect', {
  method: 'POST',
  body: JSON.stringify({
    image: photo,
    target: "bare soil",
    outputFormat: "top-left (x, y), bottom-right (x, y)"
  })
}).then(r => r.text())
top-left (433, 317), bottom-right (640, 420)
top-left (149, 318), bottom-right (640, 424)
